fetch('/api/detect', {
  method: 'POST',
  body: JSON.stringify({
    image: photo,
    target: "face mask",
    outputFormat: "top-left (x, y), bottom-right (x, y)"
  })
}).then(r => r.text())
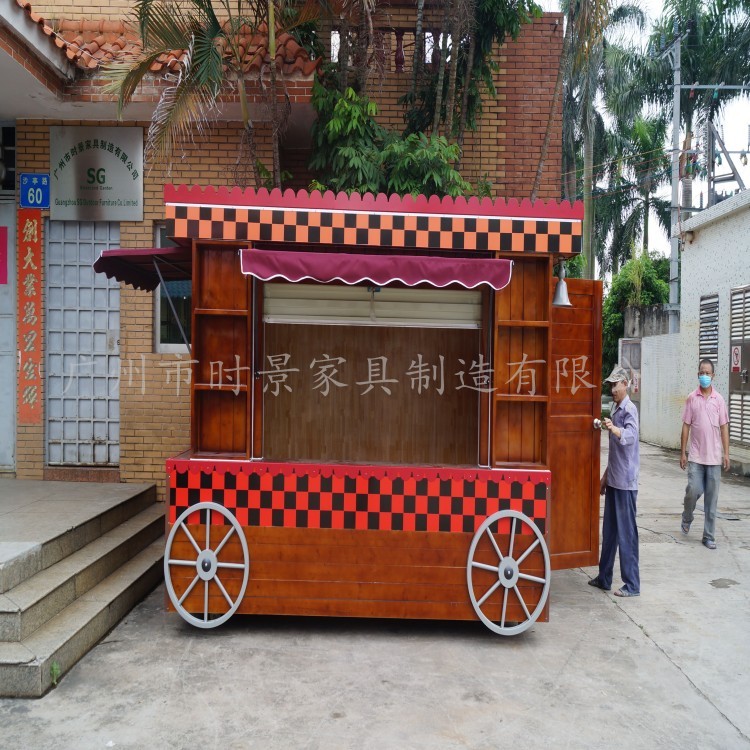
top-left (698, 374), bottom-right (712, 388)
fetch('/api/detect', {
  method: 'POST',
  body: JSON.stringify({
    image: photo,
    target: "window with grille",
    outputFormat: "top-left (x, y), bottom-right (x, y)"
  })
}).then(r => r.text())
top-left (699, 294), bottom-right (719, 367)
top-left (729, 285), bottom-right (750, 447)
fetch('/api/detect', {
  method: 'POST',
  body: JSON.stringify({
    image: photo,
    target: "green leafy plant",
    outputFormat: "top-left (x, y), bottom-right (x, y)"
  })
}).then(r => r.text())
top-left (602, 249), bottom-right (669, 379)
top-left (50, 661), bottom-right (61, 686)
top-left (380, 133), bottom-right (471, 198)
top-left (309, 83), bottom-right (385, 194)
top-left (256, 160), bottom-right (292, 190)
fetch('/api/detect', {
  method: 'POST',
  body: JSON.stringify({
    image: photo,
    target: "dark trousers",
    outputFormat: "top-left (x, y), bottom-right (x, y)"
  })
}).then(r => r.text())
top-left (598, 486), bottom-right (640, 594)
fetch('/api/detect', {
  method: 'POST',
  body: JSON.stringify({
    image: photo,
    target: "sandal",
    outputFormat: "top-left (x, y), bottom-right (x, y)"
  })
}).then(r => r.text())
top-left (614, 588), bottom-right (640, 597)
top-left (681, 521), bottom-right (690, 535)
top-left (588, 577), bottom-right (610, 591)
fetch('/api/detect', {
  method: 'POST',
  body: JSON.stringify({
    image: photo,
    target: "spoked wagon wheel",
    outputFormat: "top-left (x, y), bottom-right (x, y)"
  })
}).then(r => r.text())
top-left (164, 502), bottom-right (250, 629)
top-left (466, 510), bottom-right (550, 636)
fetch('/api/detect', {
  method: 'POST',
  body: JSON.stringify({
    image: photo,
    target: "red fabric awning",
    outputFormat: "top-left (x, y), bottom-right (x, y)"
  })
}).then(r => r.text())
top-left (93, 247), bottom-right (192, 291)
top-left (240, 248), bottom-right (513, 290)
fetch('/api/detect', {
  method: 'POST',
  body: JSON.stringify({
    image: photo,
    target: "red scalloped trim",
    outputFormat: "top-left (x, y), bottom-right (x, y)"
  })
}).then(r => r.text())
top-left (165, 457), bottom-right (550, 485)
top-left (164, 185), bottom-right (583, 221)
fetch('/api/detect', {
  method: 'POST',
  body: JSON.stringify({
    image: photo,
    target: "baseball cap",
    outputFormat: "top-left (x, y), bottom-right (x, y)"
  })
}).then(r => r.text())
top-left (604, 365), bottom-right (629, 384)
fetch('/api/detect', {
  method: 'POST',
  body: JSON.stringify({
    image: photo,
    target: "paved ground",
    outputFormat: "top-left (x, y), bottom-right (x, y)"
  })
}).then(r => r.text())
top-left (1, 442), bottom-right (748, 750)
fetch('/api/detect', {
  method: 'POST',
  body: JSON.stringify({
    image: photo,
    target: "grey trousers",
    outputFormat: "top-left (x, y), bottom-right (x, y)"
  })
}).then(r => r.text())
top-left (682, 461), bottom-right (722, 543)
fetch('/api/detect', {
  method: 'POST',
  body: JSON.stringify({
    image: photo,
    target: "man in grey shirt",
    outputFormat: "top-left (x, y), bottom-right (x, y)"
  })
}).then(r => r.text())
top-left (588, 365), bottom-right (640, 597)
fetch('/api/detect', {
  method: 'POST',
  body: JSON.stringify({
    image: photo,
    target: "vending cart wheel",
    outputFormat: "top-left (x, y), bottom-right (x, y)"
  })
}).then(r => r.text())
top-left (466, 509), bottom-right (550, 636)
top-left (164, 502), bottom-right (250, 629)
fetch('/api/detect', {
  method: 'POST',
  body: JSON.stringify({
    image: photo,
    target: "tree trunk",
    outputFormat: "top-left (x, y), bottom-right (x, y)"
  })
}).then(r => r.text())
top-left (235, 72), bottom-right (261, 188)
top-left (582, 114), bottom-right (594, 278)
top-left (411, 0), bottom-right (426, 98)
top-left (443, 13), bottom-right (461, 137)
top-left (268, 0), bottom-right (282, 188)
top-left (643, 195), bottom-right (649, 250)
top-left (530, 8), bottom-right (572, 202)
top-left (456, 30), bottom-right (475, 158)
top-left (431, 4), bottom-right (452, 135)
top-left (339, 19), bottom-right (350, 92)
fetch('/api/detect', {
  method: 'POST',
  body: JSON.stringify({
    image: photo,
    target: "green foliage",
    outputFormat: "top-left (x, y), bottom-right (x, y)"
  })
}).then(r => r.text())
top-left (380, 133), bottom-right (472, 198)
top-left (554, 254), bottom-right (586, 279)
top-left (309, 83), bottom-right (385, 194)
top-left (402, 0), bottom-right (541, 136)
top-left (602, 250), bottom-right (669, 378)
top-left (50, 661), bottom-right (61, 686)
top-left (309, 81), bottom-right (479, 198)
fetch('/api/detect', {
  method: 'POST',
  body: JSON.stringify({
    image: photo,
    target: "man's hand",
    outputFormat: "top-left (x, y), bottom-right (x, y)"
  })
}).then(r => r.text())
top-left (600, 474), bottom-right (607, 496)
top-left (723, 455), bottom-right (730, 471)
top-left (680, 453), bottom-right (687, 471)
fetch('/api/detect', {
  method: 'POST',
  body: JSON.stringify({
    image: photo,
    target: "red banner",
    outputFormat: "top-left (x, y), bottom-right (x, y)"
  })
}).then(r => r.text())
top-left (0, 226), bottom-right (7, 284)
top-left (17, 208), bottom-right (43, 425)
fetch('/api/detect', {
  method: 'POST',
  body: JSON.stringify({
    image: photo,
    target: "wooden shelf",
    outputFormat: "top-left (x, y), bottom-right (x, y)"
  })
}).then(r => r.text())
top-left (496, 320), bottom-right (549, 328)
top-left (494, 393), bottom-right (548, 402)
top-left (194, 383), bottom-right (249, 392)
top-left (194, 308), bottom-right (248, 317)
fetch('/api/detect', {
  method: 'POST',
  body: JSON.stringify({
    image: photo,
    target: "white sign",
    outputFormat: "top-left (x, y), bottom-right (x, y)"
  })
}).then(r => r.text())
top-left (731, 345), bottom-right (742, 373)
top-left (50, 126), bottom-right (143, 221)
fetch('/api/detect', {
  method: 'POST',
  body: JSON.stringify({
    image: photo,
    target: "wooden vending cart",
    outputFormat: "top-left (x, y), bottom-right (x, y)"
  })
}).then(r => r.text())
top-left (95, 186), bottom-right (602, 636)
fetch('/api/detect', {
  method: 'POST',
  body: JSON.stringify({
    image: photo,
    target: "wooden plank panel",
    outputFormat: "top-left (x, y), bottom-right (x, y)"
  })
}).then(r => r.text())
top-left (197, 245), bottom-right (248, 310)
top-left (548, 278), bottom-right (602, 568)
top-left (263, 324), bottom-right (480, 464)
top-left (195, 316), bottom-right (249, 385)
top-left (197, 390), bottom-right (247, 453)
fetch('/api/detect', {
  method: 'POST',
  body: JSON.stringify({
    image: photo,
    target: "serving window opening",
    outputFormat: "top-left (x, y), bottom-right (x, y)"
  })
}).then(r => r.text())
top-left (260, 281), bottom-right (488, 466)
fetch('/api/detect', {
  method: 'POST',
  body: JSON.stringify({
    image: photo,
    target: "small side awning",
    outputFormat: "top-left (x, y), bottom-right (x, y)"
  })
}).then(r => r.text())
top-left (240, 248), bottom-right (513, 290)
top-left (93, 247), bottom-right (192, 291)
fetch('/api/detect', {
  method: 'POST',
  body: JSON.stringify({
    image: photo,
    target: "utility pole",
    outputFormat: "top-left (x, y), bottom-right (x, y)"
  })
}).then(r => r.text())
top-left (667, 22), bottom-right (681, 334)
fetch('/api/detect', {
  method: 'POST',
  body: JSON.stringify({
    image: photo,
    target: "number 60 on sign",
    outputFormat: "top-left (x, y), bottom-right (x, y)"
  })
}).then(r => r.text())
top-left (19, 173), bottom-right (50, 209)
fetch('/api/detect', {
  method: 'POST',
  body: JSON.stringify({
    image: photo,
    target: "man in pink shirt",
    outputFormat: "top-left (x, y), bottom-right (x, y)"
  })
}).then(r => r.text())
top-left (680, 359), bottom-right (730, 549)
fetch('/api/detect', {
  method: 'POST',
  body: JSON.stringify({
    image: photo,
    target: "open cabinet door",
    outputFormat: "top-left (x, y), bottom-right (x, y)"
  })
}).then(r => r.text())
top-left (548, 278), bottom-right (602, 570)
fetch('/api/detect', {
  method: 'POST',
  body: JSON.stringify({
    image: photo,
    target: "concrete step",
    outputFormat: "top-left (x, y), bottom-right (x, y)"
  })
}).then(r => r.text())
top-left (0, 482), bottom-right (156, 594)
top-left (0, 504), bottom-right (164, 642)
top-left (0, 539), bottom-right (164, 698)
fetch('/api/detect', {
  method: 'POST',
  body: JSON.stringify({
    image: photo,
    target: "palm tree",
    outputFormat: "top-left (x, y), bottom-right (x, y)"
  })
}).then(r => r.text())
top-left (543, 0), bottom-right (645, 278)
top-left (106, 0), bottom-right (318, 188)
top-left (594, 114), bottom-right (671, 275)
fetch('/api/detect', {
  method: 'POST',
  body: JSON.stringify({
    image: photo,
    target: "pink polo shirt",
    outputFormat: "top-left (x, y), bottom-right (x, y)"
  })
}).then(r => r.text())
top-left (682, 387), bottom-right (729, 465)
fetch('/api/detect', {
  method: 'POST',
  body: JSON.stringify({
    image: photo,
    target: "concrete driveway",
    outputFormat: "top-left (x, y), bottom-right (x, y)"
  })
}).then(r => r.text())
top-left (1, 442), bottom-right (749, 749)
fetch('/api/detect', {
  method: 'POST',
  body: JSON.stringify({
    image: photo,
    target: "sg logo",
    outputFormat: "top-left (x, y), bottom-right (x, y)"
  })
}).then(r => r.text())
top-left (86, 168), bottom-right (106, 185)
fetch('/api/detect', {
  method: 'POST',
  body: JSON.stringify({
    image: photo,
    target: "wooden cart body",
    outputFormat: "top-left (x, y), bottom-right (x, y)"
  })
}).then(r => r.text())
top-left (97, 186), bottom-right (602, 634)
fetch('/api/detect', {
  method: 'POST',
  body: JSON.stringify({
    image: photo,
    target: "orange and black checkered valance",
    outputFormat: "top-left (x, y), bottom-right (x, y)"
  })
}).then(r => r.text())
top-left (165, 186), bottom-right (583, 255)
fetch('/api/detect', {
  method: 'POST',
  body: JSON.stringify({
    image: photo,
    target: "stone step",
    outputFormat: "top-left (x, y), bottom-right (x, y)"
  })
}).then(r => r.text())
top-left (0, 540), bottom-right (164, 698)
top-left (0, 482), bottom-right (156, 594)
top-left (0, 504), bottom-right (164, 642)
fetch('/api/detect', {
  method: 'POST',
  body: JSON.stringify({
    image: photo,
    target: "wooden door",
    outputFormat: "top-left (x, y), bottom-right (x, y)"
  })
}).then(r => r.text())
top-left (548, 278), bottom-right (602, 569)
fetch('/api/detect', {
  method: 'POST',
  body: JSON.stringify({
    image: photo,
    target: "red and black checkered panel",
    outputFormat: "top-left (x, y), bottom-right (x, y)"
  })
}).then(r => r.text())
top-left (168, 463), bottom-right (548, 535)
top-left (165, 205), bottom-right (582, 255)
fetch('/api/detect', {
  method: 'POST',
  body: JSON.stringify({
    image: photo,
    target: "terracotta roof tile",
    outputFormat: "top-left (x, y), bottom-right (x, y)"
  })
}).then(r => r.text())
top-left (11, 0), bottom-right (322, 78)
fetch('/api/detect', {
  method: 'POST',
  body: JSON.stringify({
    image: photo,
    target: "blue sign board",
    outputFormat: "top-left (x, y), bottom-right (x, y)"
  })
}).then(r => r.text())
top-left (19, 173), bottom-right (51, 209)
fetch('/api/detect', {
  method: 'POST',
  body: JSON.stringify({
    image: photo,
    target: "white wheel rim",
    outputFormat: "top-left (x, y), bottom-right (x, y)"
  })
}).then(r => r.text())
top-left (164, 502), bottom-right (250, 629)
top-left (466, 509), bottom-right (550, 636)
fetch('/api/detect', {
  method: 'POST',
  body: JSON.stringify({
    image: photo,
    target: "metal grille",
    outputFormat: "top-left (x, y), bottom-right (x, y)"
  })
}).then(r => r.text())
top-left (729, 394), bottom-right (750, 444)
top-left (46, 221), bottom-right (120, 465)
top-left (699, 294), bottom-right (719, 365)
top-left (730, 286), bottom-right (750, 340)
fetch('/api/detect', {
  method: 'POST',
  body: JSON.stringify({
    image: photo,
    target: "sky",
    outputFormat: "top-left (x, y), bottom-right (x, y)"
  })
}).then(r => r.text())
top-left (536, 0), bottom-right (750, 256)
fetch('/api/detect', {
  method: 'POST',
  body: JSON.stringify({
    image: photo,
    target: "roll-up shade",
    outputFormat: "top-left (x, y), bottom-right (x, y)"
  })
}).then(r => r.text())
top-left (93, 246), bottom-right (192, 291)
top-left (240, 248), bottom-right (513, 290)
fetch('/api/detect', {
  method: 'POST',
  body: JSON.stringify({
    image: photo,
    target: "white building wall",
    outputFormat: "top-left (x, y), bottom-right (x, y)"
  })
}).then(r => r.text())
top-left (678, 191), bottom-right (750, 470)
top-left (641, 334), bottom-right (682, 449)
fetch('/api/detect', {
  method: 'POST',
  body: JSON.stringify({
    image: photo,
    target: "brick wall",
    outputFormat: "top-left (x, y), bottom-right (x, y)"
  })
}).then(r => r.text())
top-left (15, 119), bottom-right (274, 494)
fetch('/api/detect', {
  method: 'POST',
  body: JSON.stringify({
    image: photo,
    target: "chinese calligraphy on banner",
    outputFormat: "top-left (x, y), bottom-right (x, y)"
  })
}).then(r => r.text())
top-left (17, 208), bottom-right (42, 424)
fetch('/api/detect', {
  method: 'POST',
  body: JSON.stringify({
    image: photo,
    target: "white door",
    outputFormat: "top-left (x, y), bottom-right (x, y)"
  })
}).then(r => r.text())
top-left (0, 202), bottom-right (15, 471)
top-left (46, 221), bottom-right (120, 465)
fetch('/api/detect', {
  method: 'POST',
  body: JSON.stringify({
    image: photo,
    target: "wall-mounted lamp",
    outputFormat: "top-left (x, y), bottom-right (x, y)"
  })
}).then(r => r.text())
top-left (552, 260), bottom-right (572, 307)
top-left (683, 230), bottom-right (695, 243)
